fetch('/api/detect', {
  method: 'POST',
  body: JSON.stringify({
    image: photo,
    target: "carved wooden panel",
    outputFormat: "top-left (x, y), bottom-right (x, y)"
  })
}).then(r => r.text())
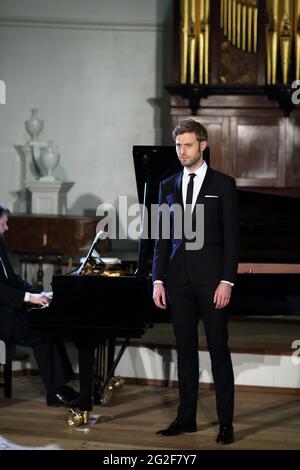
top-left (231, 117), bottom-right (285, 187)
top-left (286, 118), bottom-right (300, 186)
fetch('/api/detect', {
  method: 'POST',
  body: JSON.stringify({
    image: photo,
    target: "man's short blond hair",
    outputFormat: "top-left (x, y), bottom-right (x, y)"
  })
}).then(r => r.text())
top-left (172, 119), bottom-right (208, 142)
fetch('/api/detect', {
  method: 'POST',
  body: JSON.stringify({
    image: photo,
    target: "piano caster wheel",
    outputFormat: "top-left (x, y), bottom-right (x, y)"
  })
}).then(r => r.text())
top-left (66, 408), bottom-right (89, 427)
top-left (114, 376), bottom-right (124, 389)
top-left (100, 388), bottom-right (112, 405)
top-left (107, 376), bottom-right (124, 391)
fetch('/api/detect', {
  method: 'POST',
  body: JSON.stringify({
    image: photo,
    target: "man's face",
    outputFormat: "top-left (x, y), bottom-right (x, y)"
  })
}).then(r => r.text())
top-left (0, 214), bottom-right (8, 237)
top-left (175, 132), bottom-right (207, 170)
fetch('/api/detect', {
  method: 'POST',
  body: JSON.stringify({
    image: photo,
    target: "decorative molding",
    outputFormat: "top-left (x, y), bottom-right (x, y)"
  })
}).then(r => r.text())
top-left (166, 83), bottom-right (297, 116)
top-left (0, 15), bottom-right (171, 32)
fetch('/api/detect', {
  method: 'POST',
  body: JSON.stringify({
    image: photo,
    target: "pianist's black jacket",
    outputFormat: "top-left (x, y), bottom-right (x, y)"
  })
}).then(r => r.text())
top-left (0, 239), bottom-right (40, 341)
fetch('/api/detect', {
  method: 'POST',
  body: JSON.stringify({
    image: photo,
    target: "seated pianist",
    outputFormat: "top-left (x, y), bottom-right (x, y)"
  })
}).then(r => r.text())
top-left (0, 203), bottom-right (79, 407)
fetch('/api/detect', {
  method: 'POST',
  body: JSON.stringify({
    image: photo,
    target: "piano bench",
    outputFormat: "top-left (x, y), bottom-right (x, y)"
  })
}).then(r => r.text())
top-left (0, 342), bottom-right (26, 398)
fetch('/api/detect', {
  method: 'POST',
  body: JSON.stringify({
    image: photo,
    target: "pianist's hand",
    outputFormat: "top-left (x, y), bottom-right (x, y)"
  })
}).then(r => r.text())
top-left (28, 293), bottom-right (51, 307)
top-left (153, 283), bottom-right (167, 310)
top-left (42, 291), bottom-right (53, 301)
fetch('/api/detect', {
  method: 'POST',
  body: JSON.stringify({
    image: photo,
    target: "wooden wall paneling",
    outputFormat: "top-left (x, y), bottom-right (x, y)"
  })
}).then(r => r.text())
top-left (231, 116), bottom-right (285, 187)
top-left (193, 115), bottom-right (230, 174)
top-left (278, 117), bottom-right (286, 187)
top-left (286, 117), bottom-right (300, 186)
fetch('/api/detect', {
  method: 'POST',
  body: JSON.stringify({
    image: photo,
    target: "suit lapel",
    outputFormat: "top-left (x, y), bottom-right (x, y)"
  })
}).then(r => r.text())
top-left (174, 172), bottom-right (183, 208)
top-left (192, 167), bottom-right (213, 219)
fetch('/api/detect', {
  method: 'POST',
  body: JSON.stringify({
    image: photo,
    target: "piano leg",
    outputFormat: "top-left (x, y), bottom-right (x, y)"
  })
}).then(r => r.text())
top-left (94, 338), bottom-right (116, 405)
top-left (96, 338), bottom-right (130, 400)
top-left (77, 343), bottom-right (96, 411)
top-left (75, 337), bottom-right (129, 410)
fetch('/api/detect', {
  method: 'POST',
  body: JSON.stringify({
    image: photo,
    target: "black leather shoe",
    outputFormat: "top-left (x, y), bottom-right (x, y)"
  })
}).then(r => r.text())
top-left (216, 424), bottom-right (234, 445)
top-left (156, 418), bottom-right (197, 436)
top-left (59, 385), bottom-right (79, 401)
top-left (47, 385), bottom-right (79, 407)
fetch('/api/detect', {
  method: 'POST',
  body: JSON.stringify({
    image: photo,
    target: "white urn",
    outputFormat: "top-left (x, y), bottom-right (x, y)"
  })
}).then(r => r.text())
top-left (41, 141), bottom-right (60, 180)
top-left (25, 108), bottom-right (44, 142)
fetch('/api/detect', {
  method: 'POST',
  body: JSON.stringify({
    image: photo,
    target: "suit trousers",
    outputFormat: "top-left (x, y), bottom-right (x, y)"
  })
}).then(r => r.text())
top-left (8, 309), bottom-right (74, 393)
top-left (167, 282), bottom-right (234, 426)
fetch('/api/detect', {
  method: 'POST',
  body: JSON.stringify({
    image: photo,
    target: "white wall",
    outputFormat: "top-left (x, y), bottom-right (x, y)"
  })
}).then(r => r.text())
top-left (0, 0), bottom-right (173, 215)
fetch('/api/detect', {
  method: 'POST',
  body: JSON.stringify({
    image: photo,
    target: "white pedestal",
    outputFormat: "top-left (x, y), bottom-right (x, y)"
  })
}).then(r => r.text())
top-left (25, 180), bottom-right (74, 215)
top-left (14, 142), bottom-right (47, 212)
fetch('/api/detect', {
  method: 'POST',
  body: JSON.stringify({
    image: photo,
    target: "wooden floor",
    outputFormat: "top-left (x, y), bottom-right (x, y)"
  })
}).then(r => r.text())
top-left (1, 375), bottom-right (300, 450)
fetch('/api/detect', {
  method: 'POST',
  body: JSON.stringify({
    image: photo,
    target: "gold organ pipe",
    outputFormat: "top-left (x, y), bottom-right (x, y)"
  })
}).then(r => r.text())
top-left (279, 0), bottom-right (293, 84)
top-left (271, 0), bottom-right (279, 85)
top-left (221, 0), bottom-right (224, 29)
top-left (180, 0), bottom-right (189, 84)
top-left (191, 0), bottom-right (196, 22)
top-left (190, 37), bottom-right (196, 84)
top-left (190, 0), bottom-right (196, 83)
top-left (253, 4), bottom-right (258, 52)
top-left (265, 0), bottom-right (272, 83)
top-left (248, 1), bottom-right (253, 52)
top-left (195, 0), bottom-right (201, 37)
top-left (228, 0), bottom-right (232, 42)
top-left (266, 39), bottom-right (271, 84)
top-left (232, 0), bottom-right (237, 45)
top-left (224, 0), bottom-right (228, 36)
top-left (199, 0), bottom-right (205, 84)
top-left (265, 0), bottom-right (279, 84)
top-left (237, 1), bottom-right (242, 48)
top-left (204, 0), bottom-right (210, 84)
top-left (199, 31), bottom-right (204, 84)
top-left (242, 2), bottom-right (247, 51)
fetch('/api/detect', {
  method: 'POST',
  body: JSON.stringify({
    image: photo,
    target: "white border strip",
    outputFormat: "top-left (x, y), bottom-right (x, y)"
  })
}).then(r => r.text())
top-left (115, 346), bottom-right (300, 390)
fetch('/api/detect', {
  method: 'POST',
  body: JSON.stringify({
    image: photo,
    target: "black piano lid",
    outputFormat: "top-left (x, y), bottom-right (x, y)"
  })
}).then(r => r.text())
top-left (133, 145), bottom-right (210, 207)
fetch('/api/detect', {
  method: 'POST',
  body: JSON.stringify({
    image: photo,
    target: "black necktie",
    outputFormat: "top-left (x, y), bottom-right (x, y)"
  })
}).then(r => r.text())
top-left (186, 173), bottom-right (196, 213)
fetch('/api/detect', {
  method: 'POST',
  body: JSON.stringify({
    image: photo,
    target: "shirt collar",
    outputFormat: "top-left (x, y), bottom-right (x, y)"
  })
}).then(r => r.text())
top-left (183, 161), bottom-right (207, 179)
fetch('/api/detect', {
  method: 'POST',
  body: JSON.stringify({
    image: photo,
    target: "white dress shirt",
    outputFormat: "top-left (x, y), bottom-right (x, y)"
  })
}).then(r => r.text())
top-left (182, 162), bottom-right (207, 212)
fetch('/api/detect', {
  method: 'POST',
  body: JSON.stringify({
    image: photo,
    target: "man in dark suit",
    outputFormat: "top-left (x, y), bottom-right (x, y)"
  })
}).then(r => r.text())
top-left (152, 120), bottom-right (239, 444)
top-left (0, 203), bottom-right (78, 407)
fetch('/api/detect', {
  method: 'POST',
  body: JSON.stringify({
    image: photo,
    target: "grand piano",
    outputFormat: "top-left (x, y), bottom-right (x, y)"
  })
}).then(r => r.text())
top-left (25, 146), bottom-right (184, 424)
top-left (13, 145), bottom-right (300, 424)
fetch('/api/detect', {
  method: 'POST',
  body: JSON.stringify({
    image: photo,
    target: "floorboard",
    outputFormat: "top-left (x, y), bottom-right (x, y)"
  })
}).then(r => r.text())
top-left (1, 376), bottom-right (300, 451)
